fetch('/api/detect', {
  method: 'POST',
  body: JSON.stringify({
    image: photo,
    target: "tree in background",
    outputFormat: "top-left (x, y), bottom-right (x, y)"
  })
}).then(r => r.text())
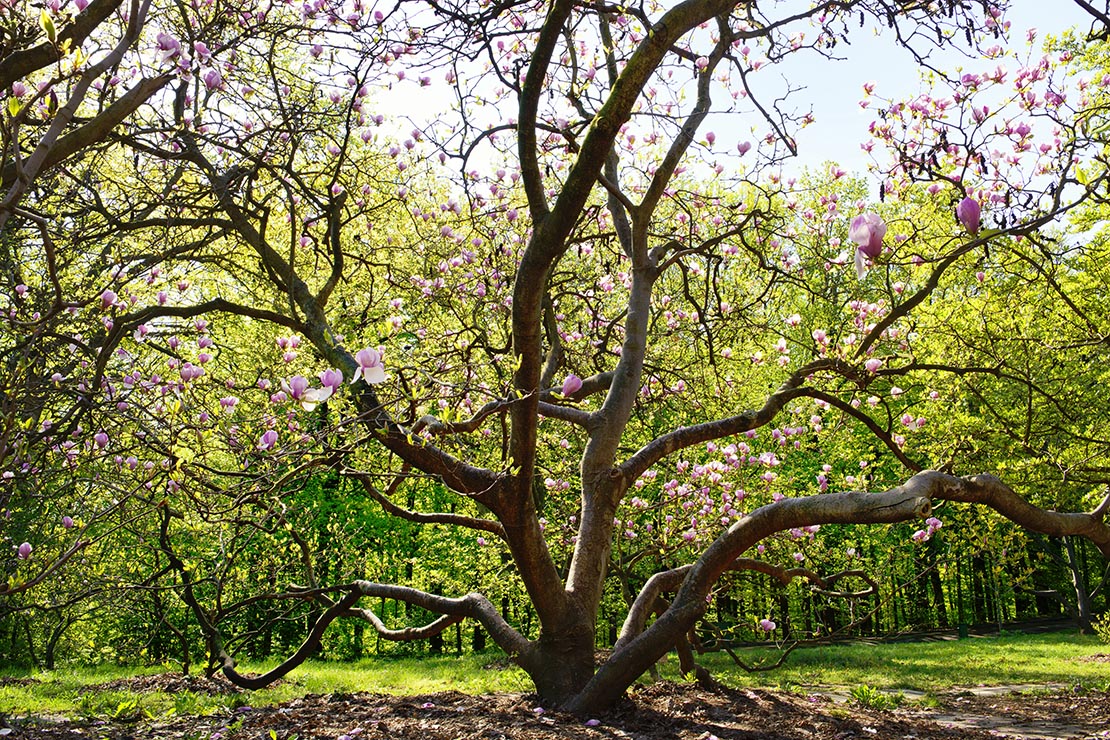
top-left (4, 0), bottom-right (1110, 713)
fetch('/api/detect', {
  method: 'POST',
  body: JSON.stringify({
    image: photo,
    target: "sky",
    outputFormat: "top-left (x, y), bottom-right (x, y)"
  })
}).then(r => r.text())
top-left (375, 2), bottom-right (1098, 180)
top-left (776, 1), bottom-right (1095, 174)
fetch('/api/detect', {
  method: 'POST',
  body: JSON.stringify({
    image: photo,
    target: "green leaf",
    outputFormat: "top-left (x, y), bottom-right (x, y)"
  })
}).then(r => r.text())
top-left (7, 97), bottom-right (19, 117)
top-left (40, 9), bottom-right (56, 44)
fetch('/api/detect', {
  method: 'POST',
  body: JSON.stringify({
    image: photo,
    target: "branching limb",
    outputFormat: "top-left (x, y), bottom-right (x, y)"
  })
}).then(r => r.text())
top-left (578, 470), bottom-right (1110, 713)
top-left (345, 468), bottom-right (507, 539)
top-left (0, 0), bottom-right (156, 231)
top-left (932, 472), bottom-right (1110, 557)
top-left (0, 73), bottom-right (173, 189)
top-left (727, 559), bottom-right (878, 599)
top-left (348, 608), bottom-right (464, 641)
top-left (219, 590), bottom-right (362, 689)
top-left (615, 559), bottom-right (876, 652)
top-left (856, 214), bottom-right (1058, 358)
top-left (804, 389), bottom-right (922, 472)
top-left (621, 359), bottom-right (847, 481)
top-left (0, 538), bottom-right (91, 597)
top-left (0, 0), bottom-right (125, 90)
top-left (411, 398), bottom-right (514, 436)
top-left (1092, 488), bottom-right (1110, 522)
top-left (219, 581), bottom-right (528, 690)
top-left (572, 481), bottom-right (935, 713)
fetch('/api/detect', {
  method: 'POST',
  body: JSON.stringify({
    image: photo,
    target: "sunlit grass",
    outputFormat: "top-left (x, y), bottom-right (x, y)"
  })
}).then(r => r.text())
top-left (1, 654), bottom-right (531, 719)
top-left (681, 631), bottom-right (1107, 690)
top-left (3, 631), bottom-right (1104, 719)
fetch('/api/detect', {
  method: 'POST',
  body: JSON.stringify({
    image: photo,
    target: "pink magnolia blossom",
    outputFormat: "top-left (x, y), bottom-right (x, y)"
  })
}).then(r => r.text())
top-left (180, 363), bottom-right (205, 382)
top-left (203, 68), bottom-right (223, 91)
top-left (849, 212), bottom-right (886, 279)
top-left (62, 516), bottom-right (74, 529)
top-left (319, 368), bottom-right (344, 390)
top-left (300, 387), bottom-right (333, 411)
top-left (281, 375), bottom-right (310, 400)
top-left (93, 432), bottom-right (109, 449)
top-left (16, 542), bottom-right (32, 559)
top-left (864, 358), bottom-right (883, 373)
top-left (258, 430), bottom-right (278, 450)
top-left (759, 618), bottom-right (776, 632)
top-left (100, 290), bottom-right (117, 309)
top-left (351, 348), bottom-right (386, 384)
top-left (561, 374), bottom-right (583, 397)
top-left (156, 33), bottom-right (182, 64)
top-left (957, 197), bottom-right (981, 235)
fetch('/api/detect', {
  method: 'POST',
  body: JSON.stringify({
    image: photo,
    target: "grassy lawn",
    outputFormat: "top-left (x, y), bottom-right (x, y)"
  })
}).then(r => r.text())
top-left (683, 631), bottom-right (1108, 691)
top-left (2, 631), bottom-right (1105, 720)
top-left (0, 654), bottom-right (532, 719)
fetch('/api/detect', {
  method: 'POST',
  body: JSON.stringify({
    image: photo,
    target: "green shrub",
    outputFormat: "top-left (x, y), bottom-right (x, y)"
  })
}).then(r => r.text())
top-left (1094, 613), bottom-right (1110, 645)
top-left (848, 684), bottom-right (904, 711)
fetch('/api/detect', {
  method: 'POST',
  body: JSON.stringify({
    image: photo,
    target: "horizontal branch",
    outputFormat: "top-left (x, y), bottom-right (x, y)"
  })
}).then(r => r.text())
top-left (931, 472), bottom-right (1110, 558)
top-left (411, 398), bottom-right (512, 436)
top-left (345, 469), bottom-right (506, 539)
top-left (348, 608), bottom-right (464, 641)
top-left (620, 360), bottom-right (845, 480)
top-left (537, 401), bottom-right (594, 427)
top-left (538, 370), bottom-right (615, 404)
top-left (220, 581), bottom-right (528, 690)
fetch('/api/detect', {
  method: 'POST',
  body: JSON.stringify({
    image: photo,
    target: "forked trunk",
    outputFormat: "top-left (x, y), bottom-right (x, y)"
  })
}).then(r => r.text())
top-left (518, 612), bottom-right (597, 705)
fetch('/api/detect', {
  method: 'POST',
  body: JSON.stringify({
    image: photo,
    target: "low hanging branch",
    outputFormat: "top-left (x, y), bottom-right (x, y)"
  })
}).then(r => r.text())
top-left (218, 581), bottom-right (529, 690)
top-left (570, 469), bottom-right (1110, 714)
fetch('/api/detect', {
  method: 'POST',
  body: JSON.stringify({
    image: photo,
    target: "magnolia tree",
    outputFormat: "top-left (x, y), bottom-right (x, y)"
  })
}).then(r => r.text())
top-left (0, 0), bottom-right (181, 607)
top-left (5, 0), bottom-right (1110, 713)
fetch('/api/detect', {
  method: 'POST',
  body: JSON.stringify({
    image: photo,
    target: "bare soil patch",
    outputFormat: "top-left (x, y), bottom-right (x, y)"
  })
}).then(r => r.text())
top-left (1079, 653), bottom-right (1110, 663)
top-left (0, 677), bottom-right (39, 688)
top-left (90, 672), bottom-right (246, 696)
top-left (4, 681), bottom-right (1107, 739)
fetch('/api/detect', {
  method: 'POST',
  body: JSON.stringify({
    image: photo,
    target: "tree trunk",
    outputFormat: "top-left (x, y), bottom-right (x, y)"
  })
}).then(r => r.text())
top-left (1064, 536), bottom-right (1094, 633)
top-left (43, 617), bottom-right (69, 670)
top-left (518, 611), bottom-right (596, 705)
top-left (972, 554), bottom-right (988, 623)
top-left (927, 540), bottom-right (948, 628)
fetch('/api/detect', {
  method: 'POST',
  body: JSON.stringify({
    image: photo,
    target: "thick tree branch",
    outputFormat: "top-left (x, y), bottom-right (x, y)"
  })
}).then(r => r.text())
top-left (0, 0), bottom-right (124, 90)
top-left (620, 360), bottom-right (844, 481)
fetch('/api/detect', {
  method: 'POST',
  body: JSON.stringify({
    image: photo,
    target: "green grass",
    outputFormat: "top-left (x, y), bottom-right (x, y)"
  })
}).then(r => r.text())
top-left (0, 654), bottom-right (531, 719)
top-left (2, 631), bottom-right (1104, 720)
top-left (680, 631), bottom-right (1107, 691)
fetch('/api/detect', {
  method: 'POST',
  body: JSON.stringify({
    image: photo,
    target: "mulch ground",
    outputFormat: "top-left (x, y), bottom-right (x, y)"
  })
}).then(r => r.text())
top-left (89, 672), bottom-right (248, 696)
top-left (5, 679), bottom-right (1109, 739)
